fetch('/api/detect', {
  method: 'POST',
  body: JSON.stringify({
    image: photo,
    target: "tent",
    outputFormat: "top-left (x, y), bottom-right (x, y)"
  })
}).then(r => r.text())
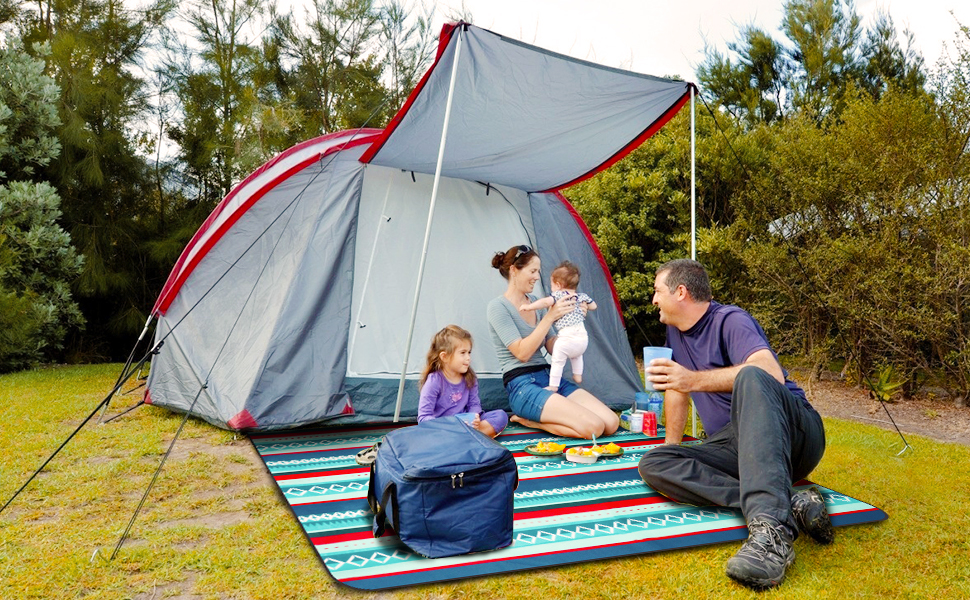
top-left (144, 23), bottom-right (697, 431)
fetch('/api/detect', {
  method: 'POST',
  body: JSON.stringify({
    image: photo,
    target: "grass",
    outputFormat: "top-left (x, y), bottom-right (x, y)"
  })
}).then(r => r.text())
top-left (2, 364), bottom-right (969, 599)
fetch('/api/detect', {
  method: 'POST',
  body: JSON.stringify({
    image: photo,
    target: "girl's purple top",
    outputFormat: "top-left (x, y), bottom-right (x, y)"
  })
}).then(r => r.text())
top-left (417, 371), bottom-right (482, 423)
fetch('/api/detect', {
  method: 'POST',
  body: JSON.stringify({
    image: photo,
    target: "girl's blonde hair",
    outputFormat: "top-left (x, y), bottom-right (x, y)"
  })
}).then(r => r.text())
top-left (420, 325), bottom-right (476, 389)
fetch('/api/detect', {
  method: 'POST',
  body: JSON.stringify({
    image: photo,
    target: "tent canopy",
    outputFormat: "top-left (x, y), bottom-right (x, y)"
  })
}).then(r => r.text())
top-left (362, 23), bottom-right (695, 193)
top-left (145, 22), bottom-right (698, 431)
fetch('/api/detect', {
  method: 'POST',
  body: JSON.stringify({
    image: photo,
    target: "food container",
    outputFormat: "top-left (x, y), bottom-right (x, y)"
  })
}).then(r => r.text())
top-left (564, 448), bottom-right (600, 464)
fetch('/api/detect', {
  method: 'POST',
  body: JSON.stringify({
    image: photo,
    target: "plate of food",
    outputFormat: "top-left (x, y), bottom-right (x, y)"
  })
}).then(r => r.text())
top-left (524, 441), bottom-right (566, 456)
top-left (590, 442), bottom-right (624, 458)
top-left (564, 446), bottom-right (599, 464)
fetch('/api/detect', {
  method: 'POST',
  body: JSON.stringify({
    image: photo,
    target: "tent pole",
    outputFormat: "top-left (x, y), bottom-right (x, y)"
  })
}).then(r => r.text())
top-left (393, 27), bottom-right (464, 422)
top-left (690, 85), bottom-right (698, 439)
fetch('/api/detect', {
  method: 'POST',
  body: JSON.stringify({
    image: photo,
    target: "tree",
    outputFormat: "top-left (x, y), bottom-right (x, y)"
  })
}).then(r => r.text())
top-left (698, 0), bottom-right (927, 124)
top-left (0, 37), bottom-right (84, 371)
top-left (163, 0), bottom-right (265, 205)
top-left (268, 0), bottom-right (388, 140)
top-left (860, 10), bottom-right (926, 99)
top-left (16, 0), bottom-right (175, 359)
top-left (697, 25), bottom-right (788, 125)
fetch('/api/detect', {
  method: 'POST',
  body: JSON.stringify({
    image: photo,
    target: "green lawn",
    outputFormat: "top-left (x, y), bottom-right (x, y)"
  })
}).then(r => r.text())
top-left (1, 364), bottom-right (968, 599)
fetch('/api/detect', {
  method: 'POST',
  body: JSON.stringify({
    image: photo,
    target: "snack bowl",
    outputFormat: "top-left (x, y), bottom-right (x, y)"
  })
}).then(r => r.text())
top-left (564, 447), bottom-right (600, 464)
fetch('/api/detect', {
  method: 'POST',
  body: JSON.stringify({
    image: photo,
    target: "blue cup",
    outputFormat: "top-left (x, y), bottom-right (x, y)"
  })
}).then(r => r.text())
top-left (456, 412), bottom-right (477, 424)
top-left (643, 346), bottom-right (673, 391)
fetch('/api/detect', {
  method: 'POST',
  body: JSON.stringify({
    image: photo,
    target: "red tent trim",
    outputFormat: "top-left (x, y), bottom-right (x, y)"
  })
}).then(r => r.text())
top-left (227, 409), bottom-right (259, 430)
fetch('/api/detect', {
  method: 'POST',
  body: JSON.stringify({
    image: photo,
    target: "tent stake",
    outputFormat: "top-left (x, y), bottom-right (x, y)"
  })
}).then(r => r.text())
top-left (393, 26), bottom-right (465, 422)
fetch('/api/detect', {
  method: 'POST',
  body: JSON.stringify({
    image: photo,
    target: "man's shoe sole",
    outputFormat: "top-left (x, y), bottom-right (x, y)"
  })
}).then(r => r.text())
top-left (726, 555), bottom-right (794, 591)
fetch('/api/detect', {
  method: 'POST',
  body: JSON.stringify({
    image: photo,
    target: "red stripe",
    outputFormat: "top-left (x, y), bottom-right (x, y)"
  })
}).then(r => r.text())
top-left (540, 85), bottom-right (695, 193)
top-left (153, 133), bottom-right (379, 315)
top-left (553, 191), bottom-right (626, 325)
top-left (340, 523), bottom-right (747, 583)
top-left (514, 496), bottom-right (664, 521)
top-left (360, 23), bottom-right (461, 164)
top-left (274, 467), bottom-right (365, 481)
top-left (310, 529), bottom-right (387, 546)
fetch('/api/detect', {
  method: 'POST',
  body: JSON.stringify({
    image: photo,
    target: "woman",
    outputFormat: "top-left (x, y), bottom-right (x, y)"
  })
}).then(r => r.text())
top-left (486, 245), bottom-right (619, 438)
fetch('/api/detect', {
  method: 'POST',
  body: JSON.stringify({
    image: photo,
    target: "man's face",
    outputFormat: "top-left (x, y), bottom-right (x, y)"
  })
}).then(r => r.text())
top-left (652, 271), bottom-right (678, 325)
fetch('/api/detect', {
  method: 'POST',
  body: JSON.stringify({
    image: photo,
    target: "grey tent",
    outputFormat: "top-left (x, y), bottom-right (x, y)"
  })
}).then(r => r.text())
top-left (144, 23), bottom-right (696, 431)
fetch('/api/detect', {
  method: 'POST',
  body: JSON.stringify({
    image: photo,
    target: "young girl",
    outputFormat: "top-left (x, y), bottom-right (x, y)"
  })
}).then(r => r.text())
top-left (418, 325), bottom-right (509, 438)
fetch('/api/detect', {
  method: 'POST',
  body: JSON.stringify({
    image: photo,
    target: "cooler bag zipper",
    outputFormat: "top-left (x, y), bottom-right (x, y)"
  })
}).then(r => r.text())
top-left (403, 453), bottom-right (516, 487)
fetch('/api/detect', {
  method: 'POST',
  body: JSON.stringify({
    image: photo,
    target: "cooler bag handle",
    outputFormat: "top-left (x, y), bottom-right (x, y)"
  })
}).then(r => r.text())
top-left (373, 482), bottom-right (398, 538)
top-left (366, 462), bottom-right (379, 514)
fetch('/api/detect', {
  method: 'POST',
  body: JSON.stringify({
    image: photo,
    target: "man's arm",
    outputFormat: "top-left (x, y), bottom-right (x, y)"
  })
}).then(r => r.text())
top-left (662, 389), bottom-right (690, 445)
top-left (647, 348), bottom-right (785, 394)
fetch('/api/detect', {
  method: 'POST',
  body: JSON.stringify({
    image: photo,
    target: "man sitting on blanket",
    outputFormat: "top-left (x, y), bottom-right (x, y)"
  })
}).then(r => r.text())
top-left (638, 259), bottom-right (834, 591)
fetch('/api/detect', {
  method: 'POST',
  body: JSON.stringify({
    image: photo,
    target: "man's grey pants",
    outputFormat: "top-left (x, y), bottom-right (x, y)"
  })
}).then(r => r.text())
top-left (638, 366), bottom-right (825, 534)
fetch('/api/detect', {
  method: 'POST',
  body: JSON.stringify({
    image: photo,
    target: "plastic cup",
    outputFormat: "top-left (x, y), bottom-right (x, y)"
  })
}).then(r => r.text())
top-left (643, 346), bottom-right (673, 391)
top-left (642, 411), bottom-right (658, 437)
top-left (456, 413), bottom-right (477, 424)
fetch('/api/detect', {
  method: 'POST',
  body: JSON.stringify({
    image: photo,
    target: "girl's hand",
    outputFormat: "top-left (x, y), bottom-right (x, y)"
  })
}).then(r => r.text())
top-left (471, 414), bottom-right (482, 430)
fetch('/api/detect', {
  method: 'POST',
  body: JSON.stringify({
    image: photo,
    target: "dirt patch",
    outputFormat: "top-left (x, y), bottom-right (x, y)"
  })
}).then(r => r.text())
top-left (804, 376), bottom-right (970, 447)
top-left (157, 511), bottom-right (251, 529)
top-left (131, 571), bottom-right (202, 600)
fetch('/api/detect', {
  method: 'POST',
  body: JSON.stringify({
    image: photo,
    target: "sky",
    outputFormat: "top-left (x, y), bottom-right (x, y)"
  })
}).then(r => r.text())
top-left (431, 0), bottom-right (968, 82)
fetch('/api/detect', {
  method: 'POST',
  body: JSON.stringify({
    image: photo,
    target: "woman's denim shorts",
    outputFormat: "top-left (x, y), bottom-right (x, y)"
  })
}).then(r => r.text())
top-left (505, 368), bottom-right (580, 422)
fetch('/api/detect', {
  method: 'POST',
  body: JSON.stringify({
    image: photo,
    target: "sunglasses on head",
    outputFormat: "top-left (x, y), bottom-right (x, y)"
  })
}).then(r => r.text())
top-left (513, 245), bottom-right (532, 261)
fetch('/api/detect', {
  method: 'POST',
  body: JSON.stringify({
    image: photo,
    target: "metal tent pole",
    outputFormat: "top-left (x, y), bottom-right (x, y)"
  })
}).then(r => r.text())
top-left (690, 85), bottom-right (698, 438)
top-left (393, 27), bottom-right (464, 422)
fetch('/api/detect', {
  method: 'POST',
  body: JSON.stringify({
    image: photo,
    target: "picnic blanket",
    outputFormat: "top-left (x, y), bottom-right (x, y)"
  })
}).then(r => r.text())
top-left (250, 423), bottom-right (887, 590)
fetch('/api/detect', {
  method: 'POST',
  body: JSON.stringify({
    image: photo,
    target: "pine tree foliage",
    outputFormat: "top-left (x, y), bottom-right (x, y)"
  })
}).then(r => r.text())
top-left (0, 37), bottom-right (83, 371)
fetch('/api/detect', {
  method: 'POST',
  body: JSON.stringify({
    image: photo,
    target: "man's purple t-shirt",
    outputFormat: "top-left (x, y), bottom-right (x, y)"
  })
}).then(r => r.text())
top-left (417, 371), bottom-right (482, 422)
top-left (665, 301), bottom-right (807, 435)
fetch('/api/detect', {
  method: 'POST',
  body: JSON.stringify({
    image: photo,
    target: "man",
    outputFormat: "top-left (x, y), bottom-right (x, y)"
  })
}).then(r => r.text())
top-left (639, 259), bottom-right (833, 590)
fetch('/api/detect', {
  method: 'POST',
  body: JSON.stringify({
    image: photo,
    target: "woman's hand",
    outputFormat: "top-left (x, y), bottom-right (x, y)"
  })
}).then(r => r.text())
top-left (545, 294), bottom-right (576, 322)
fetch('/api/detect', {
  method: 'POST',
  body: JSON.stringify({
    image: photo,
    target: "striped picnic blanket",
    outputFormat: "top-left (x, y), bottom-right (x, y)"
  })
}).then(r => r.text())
top-left (250, 424), bottom-right (886, 590)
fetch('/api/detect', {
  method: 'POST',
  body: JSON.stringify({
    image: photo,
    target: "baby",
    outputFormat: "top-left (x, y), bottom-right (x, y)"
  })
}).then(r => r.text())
top-left (519, 260), bottom-right (596, 390)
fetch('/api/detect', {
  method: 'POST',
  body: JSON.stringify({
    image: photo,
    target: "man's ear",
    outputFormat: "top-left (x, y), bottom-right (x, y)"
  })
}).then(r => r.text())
top-left (675, 284), bottom-right (688, 301)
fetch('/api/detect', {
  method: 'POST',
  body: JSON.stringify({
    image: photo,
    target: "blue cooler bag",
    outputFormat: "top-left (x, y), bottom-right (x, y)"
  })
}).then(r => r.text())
top-left (367, 416), bottom-right (518, 558)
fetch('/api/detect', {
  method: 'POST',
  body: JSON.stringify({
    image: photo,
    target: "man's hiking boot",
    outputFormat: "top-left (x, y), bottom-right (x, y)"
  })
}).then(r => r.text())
top-left (792, 486), bottom-right (835, 544)
top-left (725, 518), bottom-right (795, 591)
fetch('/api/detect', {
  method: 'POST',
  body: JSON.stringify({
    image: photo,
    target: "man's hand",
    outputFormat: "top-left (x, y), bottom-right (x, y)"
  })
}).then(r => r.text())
top-left (645, 358), bottom-right (693, 393)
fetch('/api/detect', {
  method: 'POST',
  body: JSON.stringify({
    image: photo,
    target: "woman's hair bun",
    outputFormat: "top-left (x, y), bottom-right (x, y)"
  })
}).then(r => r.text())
top-left (491, 252), bottom-right (506, 270)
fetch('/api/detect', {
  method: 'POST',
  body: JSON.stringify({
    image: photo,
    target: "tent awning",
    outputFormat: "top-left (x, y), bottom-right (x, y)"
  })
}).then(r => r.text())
top-left (361, 23), bottom-right (695, 193)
